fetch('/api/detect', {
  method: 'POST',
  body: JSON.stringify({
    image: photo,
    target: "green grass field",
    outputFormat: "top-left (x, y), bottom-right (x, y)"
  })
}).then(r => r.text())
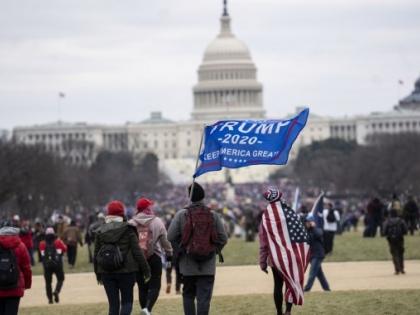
top-left (20, 290), bottom-right (420, 315)
top-left (32, 231), bottom-right (420, 275)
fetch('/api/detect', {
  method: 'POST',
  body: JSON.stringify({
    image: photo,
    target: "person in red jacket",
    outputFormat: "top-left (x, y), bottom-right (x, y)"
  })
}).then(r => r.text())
top-left (39, 227), bottom-right (67, 304)
top-left (0, 222), bottom-right (32, 315)
top-left (19, 220), bottom-right (34, 267)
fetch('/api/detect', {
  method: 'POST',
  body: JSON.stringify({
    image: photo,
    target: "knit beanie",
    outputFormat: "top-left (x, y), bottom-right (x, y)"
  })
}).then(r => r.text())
top-left (188, 182), bottom-right (205, 202)
top-left (45, 227), bottom-right (55, 235)
top-left (136, 198), bottom-right (154, 214)
top-left (107, 200), bottom-right (125, 217)
top-left (263, 186), bottom-right (282, 203)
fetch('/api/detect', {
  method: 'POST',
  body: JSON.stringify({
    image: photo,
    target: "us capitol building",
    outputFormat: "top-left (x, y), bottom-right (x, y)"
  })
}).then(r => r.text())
top-left (12, 2), bottom-right (420, 183)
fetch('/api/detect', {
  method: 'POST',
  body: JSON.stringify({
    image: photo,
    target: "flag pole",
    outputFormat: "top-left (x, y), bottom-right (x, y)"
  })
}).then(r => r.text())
top-left (189, 124), bottom-right (206, 201)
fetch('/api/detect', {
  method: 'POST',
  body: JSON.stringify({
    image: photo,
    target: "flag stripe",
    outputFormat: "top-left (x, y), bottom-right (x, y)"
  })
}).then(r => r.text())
top-left (262, 201), bottom-right (310, 306)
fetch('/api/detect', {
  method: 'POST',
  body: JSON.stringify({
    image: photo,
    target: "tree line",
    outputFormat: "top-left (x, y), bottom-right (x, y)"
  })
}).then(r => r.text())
top-left (272, 133), bottom-right (420, 197)
top-left (0, 141), bottom-right (159, 219)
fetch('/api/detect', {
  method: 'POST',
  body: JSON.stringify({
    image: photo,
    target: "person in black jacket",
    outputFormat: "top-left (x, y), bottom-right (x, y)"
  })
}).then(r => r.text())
top-left (304, 214), bottom-right (330, 292)
top-left (403, 196), bottom-right (419, 236)
top-left (94, 201), bottom-right (151, 315)
top-left (383, 209), bottom-right (408, 275)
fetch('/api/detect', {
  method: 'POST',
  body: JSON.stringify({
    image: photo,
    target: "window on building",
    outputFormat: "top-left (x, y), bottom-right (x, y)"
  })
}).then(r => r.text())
top-left (42, 134), bottom-right (46, 140)
top-left (144, 143), bottom-right (148, 149)
top-left (154, 140), bottom-right (158, 148)
top-left (399, 122), bottom-right (403, 128)
top-left (187, 139), bottom-right (191, 147)
top-left (372, 123), bottom-right (376, 129)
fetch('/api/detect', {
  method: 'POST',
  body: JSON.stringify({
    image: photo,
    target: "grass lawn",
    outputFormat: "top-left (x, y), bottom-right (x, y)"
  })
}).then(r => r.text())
top-left (20, 290), bottom-right (420, 315)
top-left (32, 231), bottom-right (420, 275)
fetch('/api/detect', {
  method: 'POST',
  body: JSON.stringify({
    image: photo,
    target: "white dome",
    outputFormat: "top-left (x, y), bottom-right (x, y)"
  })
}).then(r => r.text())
top-left (202, 15), bottom-right (252, 63)
top-left (204, 37), bottom-right (251, 62)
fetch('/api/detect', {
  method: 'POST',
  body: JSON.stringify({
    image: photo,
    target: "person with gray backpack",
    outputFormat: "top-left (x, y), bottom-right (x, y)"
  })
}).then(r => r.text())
top-left (94, 201), bottom-right (151, 315)
top-left (383, 209), bottom-right (408, 275)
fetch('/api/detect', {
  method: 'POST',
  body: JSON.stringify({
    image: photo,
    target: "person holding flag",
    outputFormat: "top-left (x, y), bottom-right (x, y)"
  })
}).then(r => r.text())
top-left (259, 187), bottom-right (310, 315)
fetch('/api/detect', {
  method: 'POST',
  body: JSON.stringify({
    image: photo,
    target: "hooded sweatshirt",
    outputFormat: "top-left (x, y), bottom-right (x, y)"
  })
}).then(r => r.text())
top-left (129, 213), bottom-right (173, 259)
top-left (93, 221), bottom-right (150, 278)
top-left (0, 227), bottom-right (32, 297)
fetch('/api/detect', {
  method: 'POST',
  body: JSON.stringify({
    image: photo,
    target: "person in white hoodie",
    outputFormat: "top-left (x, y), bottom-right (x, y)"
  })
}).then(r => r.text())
top-left (129, 198), bottom-right (173, 315)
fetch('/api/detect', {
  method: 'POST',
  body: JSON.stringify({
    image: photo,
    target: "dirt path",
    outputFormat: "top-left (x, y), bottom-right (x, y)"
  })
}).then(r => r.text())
top-left (21, 260), bottom-right (420, 308)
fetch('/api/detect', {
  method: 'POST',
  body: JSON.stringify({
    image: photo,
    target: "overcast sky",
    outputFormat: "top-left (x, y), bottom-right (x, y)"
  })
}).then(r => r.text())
top-left (1, 0), bottom-right (419, 130)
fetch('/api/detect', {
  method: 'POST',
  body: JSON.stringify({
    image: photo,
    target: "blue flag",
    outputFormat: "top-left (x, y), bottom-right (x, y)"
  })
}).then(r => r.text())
top-left (193, 108), bottom-right (309, 178)
top-left (311, 192), bottom-right (324, 229)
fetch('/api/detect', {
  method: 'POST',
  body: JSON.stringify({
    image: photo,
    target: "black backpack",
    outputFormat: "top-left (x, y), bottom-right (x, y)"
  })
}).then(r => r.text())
top-left (96, 233), bottom-right (126, 272)
top-left (43, 243), bottom-right (60, 269)
top-left (0, 247), bottom-right (19, 289)
top-left (387, 221), bottom-right (403, 240)
top-left (326, 209), bottom-right (337, 223)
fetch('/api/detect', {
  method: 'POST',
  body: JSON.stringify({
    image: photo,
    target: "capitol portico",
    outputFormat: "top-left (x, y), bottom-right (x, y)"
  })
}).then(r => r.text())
top-left (11, 1), bottom-right (420, 183)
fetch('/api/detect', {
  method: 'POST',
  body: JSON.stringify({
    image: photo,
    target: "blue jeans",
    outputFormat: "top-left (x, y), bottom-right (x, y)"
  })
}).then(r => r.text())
top-left (304, 257), bottom-right (330, 291)
top-left (102, 273), bottom-right (136, 315)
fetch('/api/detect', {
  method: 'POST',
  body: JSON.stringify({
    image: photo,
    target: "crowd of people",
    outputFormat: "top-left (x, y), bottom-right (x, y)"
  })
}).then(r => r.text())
top-left (0, 181), bottom-right (419, 315)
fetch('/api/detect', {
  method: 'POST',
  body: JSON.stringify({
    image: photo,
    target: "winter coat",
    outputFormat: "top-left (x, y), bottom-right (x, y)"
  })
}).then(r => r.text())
top-left (62, 226), bottom-right (83, 247)
top-left (19, 229), bottom-right (33, 250)
top-left (129, 213), bottom-right (173, 259)
top-left (39, 238), bottom-right (68, 256)
top-left (93, 221), bottom-right (150, 277)
top-left (167, 202), bottom-right (228, 276)
top-left (0, 227), bottom-right (32, 298)
top-left (307, 227), bottom-right (325, 259)
top-left (383, 217), bottom-right (408, 242)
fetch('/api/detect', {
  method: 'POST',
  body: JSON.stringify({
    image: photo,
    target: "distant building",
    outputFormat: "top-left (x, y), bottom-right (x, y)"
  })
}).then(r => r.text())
top-left (0, 129), bottom-right (9, 142)
top-left (396, 77), bottom-right (420, 111)
top-left (11, 2), bottom-right (420, 182)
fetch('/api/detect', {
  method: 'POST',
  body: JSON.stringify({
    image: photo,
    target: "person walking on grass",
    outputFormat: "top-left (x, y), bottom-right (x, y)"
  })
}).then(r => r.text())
top-left (129, 198), bottom-right (173, 315)
top-left (168, 183), bottom-right (228, 315)
top-left (403, 196), bottom-right (419, 235)
top-left (322, 202), bottom-right (340, 255)
top-left (383, 209), bottom-right (408, 275)
top-left (0, 221), bottom-right (32, 315)
top-left (62, 220), bottom-right (83, 268)
top-left (259, 187), bottom-right (310, 315)
top-left (303, 214), bottom-right (330, 292)
top-left (39, 227), bottom-right (67, 304)
top-left (94, 201), bottom-right (151, 315)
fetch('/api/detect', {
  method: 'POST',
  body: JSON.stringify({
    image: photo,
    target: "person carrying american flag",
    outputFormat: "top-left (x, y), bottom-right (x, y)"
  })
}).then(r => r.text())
top-left (259, 186), bottom-right (310, 315)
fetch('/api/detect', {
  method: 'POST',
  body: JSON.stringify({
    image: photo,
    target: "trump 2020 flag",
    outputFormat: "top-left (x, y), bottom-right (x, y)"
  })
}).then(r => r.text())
top-left (193, 108), bottom-right (309, 178)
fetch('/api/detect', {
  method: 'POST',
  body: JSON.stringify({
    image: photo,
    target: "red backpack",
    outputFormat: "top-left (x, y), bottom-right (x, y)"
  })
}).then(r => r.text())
top-left (137, 220), bottom-right (155, 259)
top-left (181, 205), bottom-right (217, 262)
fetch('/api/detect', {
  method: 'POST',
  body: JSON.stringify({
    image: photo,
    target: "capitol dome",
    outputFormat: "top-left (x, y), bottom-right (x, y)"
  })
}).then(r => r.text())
top-left (203, 17), bottom-right (252, 63)
top-left (191, 1), bottom-right (265, 122)
top-left (398, 74), bottom-right (420, 111)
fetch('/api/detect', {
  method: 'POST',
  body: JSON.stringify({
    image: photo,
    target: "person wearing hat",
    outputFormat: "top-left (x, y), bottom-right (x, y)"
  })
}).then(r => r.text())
top-left (39, 227), bottom-right (67, 304)
top-left (0, 221), bottom-right (32, 315)
top-left (167, 182), bottom-right (228, 315)
top-left (129, 198), bottom-right (173, 315)
top-left (259, 186), bottom-right (293, 315)
top-left (94, 200), bottom-right (151, 315)
top-left (303, 214), bottom-right (331, 292)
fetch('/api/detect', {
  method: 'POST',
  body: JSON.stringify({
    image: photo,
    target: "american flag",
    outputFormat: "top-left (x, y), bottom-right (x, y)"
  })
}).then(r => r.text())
top-left (262, 201), bottom-right (310, 305)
